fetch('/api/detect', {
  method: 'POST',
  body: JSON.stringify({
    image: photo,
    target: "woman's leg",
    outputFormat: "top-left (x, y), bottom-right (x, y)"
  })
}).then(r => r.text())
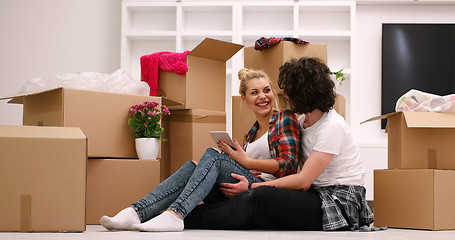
top-left (168, 148), bottom-right (261, 218)
top-left (132, 160), bottom-right (197, 221)
top-left (184, 186), bottom-right (323, 231)
top-left (100, 160), bottom-right (197, 230)
top-left (135, 148), bottom-right (261, 231)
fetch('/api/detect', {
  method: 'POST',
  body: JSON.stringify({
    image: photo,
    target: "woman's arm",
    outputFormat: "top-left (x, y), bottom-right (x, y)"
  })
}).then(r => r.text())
top-left (271, 109), bottom-right (301, 177)
top-left (218, 109), bottom-right (300, 176)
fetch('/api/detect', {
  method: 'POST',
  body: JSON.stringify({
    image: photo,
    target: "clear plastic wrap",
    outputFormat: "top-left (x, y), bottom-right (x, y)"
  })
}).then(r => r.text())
top-left (395, 89), bottom-right (455, 113)
top-left (20, 69), bottom-right (150, 96)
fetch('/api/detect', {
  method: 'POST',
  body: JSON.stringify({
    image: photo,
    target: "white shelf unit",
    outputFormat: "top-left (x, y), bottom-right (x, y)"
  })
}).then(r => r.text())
top-left (121, 0), bottom-right (355, 131)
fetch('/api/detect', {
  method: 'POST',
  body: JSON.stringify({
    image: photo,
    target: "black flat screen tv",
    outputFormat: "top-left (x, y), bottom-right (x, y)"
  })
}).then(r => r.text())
top-left (381, 23), bottom-right (455, 128)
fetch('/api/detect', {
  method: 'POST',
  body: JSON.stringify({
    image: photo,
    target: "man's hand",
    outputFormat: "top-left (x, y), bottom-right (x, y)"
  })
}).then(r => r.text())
top-left (219, 173), bottom-right (249, 198)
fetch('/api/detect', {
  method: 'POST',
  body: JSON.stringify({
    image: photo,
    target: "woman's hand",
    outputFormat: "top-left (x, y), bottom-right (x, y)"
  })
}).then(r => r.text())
top-left (219, 173), bottom-right (249, 198)
top-left (218, 139), bottom-right (251, 167)
top-left (249, 170), bottom-right (262, 179)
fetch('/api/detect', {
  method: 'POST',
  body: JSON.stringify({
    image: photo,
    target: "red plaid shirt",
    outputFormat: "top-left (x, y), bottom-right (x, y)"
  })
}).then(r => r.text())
top-left (243, 109), bottom-right (301, 178)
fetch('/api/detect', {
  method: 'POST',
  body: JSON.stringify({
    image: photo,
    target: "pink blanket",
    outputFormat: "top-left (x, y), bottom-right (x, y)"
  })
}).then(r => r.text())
top-left (140, 50), bottom-right (190, 96)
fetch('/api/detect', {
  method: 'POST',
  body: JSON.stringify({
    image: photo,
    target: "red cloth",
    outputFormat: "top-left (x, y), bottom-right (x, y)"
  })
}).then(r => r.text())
top-left (140, 50), bottom-right (190, 96)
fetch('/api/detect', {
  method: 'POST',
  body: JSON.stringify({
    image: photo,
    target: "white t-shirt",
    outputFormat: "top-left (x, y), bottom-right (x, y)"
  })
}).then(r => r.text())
top-left (245, 131), bottom-right (276, 181)
top-left (299, 109), bottom-right (365, 187)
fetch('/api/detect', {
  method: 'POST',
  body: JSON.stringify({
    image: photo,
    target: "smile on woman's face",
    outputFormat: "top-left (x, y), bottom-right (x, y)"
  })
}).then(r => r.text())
top-left (243, 77), bottom-right (274, 117)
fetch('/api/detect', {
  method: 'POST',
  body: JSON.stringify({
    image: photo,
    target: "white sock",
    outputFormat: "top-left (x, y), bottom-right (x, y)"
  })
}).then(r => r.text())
top-left (134, 211), bottom-right (184, 232)
top-left (100, 207), bottom-right (140, 230)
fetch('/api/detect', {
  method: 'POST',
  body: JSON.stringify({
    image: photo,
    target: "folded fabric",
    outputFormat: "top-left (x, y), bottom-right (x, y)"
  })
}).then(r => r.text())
top-left (395, 89), bottom-right (455, 112)
top-left (140, 50), bottom-right (190, 96)
top-left (254, 37), bottom-right (309, 51)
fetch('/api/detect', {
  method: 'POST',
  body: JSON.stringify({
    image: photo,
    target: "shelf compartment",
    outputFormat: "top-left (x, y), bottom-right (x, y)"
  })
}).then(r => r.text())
top-left (299, 31), bottom-right (351, 41)
top-left (182, 31), bottom-right (234, 39)
top-left (125, 31), bottom-right (177, 40)
top-left (242, 5), bottom-right (294, 32)
top-left (299, 5), bottom-right (351, 32)
top-left (182, 5), bottom-right (233, 31)
top-left (301, 38), bottom-right (351, 71)
top-left (125, 5), bottom-right (177, 32)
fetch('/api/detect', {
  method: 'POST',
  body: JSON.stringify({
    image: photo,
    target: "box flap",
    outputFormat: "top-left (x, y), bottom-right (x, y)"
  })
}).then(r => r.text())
top-left (170, 109), bottom-right (226, 123)
top-left (189, 38), bottom-right (243, 62)
top-left (0, 87), bottom-right (63, 104)
top-left (361, 111), bottom-right (455, 128)
top-left (0, 125), bottom-right (86, 139)
top-left (402, 112), bottom-right (455, 128)
top-left (162, 97), bottom-right (183, 108)
top-left (360, 112), bottom-right (400, 124)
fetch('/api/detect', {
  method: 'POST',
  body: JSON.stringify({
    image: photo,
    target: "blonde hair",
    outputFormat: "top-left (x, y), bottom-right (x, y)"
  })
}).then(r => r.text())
top-left (238, 68), bottom-right (271, 96)
top-left (238, 68), bottom-right (278, 109)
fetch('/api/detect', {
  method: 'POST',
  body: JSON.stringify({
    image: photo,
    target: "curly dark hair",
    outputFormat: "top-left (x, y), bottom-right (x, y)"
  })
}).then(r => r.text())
top-left (278, 57), bottom-right (336, 114)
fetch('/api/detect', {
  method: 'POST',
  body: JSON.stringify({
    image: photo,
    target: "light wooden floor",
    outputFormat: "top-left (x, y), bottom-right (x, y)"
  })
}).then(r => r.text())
top-left (1, 225), bottom-right (455, 240)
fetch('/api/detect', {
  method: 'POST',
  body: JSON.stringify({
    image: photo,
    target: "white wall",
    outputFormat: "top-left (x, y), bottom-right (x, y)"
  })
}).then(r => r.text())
top-left (0, 0), bottom-right (121, 125)
top-left (353, 3), bottom-right (455, 200)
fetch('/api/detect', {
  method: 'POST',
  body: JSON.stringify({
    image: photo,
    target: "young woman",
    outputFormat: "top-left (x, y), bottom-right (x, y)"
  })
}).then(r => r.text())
top-left (100, 68), bottom-right (301, 232)
top-left (183, 57), bottom-right (378, 231)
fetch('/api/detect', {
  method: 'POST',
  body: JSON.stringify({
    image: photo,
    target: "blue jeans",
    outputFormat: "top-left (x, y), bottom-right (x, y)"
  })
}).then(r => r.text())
top-left (131, 148), bottom-right (263, 222)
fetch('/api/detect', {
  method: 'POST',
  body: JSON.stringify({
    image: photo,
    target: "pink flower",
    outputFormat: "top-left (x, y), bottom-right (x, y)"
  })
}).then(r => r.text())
top-left (144, 123), bottom-right (147, 126)
top-left (162, 106), bottom-right (170, 115)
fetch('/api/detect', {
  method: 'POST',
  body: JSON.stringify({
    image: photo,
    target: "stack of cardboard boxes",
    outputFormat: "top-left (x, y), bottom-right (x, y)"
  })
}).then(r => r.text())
top-left (0, 38), bottom-right (242, 232)
top-left (158, 38), bottom-right (242, 176)
top-left (0, 88), bottom-right (173, 230)
top-left (363, 112), bottom-right (455, 230)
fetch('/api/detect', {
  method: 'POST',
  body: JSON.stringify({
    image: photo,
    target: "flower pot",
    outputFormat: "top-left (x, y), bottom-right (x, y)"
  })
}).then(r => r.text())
top-left (135, 138), bottom-right (160, 160)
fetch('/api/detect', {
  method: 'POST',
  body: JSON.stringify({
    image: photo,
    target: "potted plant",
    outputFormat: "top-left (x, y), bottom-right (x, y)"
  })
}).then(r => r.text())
top-left (330, 69), bottom-right (347, 119)
top-left (330, 68), bottom-right (346, 91)
top-left (128, 101), bottom-right (170, 159)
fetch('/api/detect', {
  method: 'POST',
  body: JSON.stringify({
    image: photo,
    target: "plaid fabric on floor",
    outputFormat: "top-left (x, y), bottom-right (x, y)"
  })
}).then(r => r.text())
top-left (314, 185), bottom-right (387, 232)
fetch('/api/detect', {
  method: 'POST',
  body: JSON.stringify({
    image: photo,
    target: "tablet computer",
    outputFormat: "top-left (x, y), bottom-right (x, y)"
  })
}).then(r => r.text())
top-left (210, 131), bottom-right (236, 150)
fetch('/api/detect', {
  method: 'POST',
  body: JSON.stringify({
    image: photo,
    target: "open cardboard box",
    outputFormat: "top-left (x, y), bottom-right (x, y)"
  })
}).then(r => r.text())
top-left (244, 41), bottom-right (327, 93)
top-left (374, 169), bottom-right (455, 230)
top-left (157, 38), bottom-right (243, 112)
top-left (362, 112), bottom-right (455, 170)
top-left (1, 87), bottom-right (180, 158)
top-left (86, 159), bottom-right (161, 224)
top-left (0, 125), bottom-right (87, 232)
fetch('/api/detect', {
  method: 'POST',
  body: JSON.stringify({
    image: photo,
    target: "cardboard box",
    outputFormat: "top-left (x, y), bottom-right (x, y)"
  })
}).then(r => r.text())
top-left (86, 159), bottom-right (161, 224)
top-left (362, 112), bottom-right (455, 170)
top-left (1, 87), bottom-right (178, 158)
top-left (333, 94), bottom-right (346, 119)
top-left (157, 38), bottom-right (243, 112)
top-left (232, 95), bottom-right (257, 144)
top-left (244, 42), bottom-right (327, 93)
top-left (374, 169), bottom-right (455, 230)
top-left (232, 94), bottom-right (346, 143)
top-left (0, 125), bottom-right (87, 232)
top-left (167, 109), bottom-right (226, 178)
